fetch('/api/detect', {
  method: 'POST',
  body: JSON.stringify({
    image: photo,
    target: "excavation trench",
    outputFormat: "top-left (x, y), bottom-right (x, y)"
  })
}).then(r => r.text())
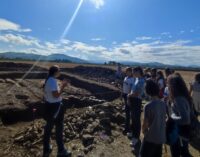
top-left (0, 72), bottom-right (120, 125)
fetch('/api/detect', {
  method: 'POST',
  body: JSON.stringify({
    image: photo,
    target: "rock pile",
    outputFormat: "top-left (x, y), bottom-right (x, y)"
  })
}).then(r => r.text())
top-left (14, 122), bottom-right (44, 148)
top-left (13, 102), bottom-right (125, 155)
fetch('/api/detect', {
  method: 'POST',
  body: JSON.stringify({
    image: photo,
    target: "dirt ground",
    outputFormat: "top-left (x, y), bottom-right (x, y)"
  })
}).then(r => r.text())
top-left (0, 61), bottom-right (199, 157)
top-left (1, 60), bottom-right (197, 83)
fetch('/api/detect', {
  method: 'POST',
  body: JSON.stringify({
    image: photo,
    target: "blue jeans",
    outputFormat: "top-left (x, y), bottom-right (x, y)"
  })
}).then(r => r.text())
top-left (123, 93), bottom-right (131, 132)
top-left (43, 102), bottom-right (66, 155)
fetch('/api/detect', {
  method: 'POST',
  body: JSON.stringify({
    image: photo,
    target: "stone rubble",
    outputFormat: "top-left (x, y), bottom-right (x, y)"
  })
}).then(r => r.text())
top-left (13, 102), bottom-right (125, 155)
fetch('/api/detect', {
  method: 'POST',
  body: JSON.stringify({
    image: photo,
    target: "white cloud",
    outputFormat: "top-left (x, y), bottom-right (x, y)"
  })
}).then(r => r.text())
top-left (72, 41), bottom-right (107, 53)
top-left (136, 36), bottom-right (153, 40)
top-left (101, 40), bottom-right (200, 66)
top-left (161, 32), bottom-right (170, 36)
top-left (60, 39), bottom-right (71, 45)
top-left (0, 31), bottom-right (200, 66)
top-left (0, 18), bottom-right (32, 32)
top-left (91, 38), bottom-right (105, 41)
top-left (89, 0), bottom-right (105, 9)
top-left (0, 33), bottom-right (40, 46)
top-left (45, 42), bottom-right (58, 49)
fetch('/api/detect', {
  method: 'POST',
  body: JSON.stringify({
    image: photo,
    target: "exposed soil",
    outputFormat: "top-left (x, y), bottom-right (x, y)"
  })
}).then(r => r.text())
top-left (61, 66), bottom-right (120, 84)
top-left (0, 62), bottom-right (199, 157)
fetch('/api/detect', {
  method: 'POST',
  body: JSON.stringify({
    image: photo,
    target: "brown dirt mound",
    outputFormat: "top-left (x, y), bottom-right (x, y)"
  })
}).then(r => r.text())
top-left (0, 62), bottom-right (47, 71)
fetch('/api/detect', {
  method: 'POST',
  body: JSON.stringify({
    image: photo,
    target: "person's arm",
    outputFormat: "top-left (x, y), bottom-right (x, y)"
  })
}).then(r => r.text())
top-left (129, 91), bottom-right (140, 97)
top-left (189, 83), bottom-right (193, 96)
top-left (142, 118), bottom-right (149, 135)
top-left (142, 105), bottom-right (149, 134)
top-left (171, 99), bottom-right (182, 122)
top-left (52, 79), bottom-right (68, 98)
top-left (128, 80), bottom-right (144, 97)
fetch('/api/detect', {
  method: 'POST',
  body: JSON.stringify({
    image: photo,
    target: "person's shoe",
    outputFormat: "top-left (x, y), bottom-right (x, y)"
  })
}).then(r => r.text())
top-left (123, 129), bottom-right (129, 135)
top-left (127, 132), bottom-right (132, 139)
top-left (131, 140), bottom-right (141, 156)
top-left (130, 138), bottom-right (139, 147)
top-left (57, 149), bottom-right (72, 157)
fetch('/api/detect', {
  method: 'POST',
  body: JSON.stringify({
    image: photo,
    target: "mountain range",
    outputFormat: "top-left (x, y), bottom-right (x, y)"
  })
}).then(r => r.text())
top-left (0, 52), bottom-right (199, 70)
top-left (0, 52), bottom-right (87, 63)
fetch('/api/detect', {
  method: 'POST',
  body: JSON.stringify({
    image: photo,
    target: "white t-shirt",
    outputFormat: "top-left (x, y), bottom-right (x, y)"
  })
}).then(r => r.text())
top-left (164, 87), bottom-right (169, 97)
top-left (158, 79), bottom-right (165, 89)
top-left (44, 77), bottom-right (62, 103)
top-left (123, 76), bottom-right (135, 94)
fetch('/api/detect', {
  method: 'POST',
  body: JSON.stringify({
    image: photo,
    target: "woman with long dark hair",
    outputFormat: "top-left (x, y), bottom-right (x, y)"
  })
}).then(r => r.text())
top-left (43, 65), bottom-right (71, 157)
top-left (167, 74), bottom-right (192, 157)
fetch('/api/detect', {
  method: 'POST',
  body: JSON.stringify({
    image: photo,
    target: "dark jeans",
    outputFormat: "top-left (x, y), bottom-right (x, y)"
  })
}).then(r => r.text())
top-left (140, 141), bottom-right (162, 157)
top-left (129, 97), bottom-right (142, 139)
top-left (170, 137), bottom-right (191, 157)
top-left (43, 102), bottom-right (66, 155)
top-left (123, 93), bottom-right (130, 132)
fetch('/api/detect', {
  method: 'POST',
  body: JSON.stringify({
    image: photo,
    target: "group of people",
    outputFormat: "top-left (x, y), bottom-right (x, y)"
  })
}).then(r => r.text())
top-left (122, 66), bottom-right (200, 157)
top-left (42, 64), bottom-right (200, 157)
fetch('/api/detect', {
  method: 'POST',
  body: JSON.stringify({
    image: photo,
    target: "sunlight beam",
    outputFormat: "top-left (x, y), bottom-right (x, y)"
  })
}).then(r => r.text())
top-left (60, 0), bottom-right (84, 39)
top-left (7, 0), bottom-right (84, 94)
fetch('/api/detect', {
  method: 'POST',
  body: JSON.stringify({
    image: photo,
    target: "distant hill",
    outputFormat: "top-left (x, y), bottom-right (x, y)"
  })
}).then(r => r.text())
top-left (0, 52), bottom-right (88, 63)
top-left (107, 61), bottom-right (200, 71)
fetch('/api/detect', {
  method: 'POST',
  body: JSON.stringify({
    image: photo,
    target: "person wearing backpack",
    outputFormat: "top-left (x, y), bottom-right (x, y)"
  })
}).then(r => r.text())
top-left (167, 74), bottom-right (192, 157)
top-left (43, 65), bottom-right (71, 157)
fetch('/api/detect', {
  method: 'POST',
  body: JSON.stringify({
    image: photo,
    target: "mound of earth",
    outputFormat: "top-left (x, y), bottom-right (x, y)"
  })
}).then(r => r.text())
top-left (0, 62), bottom-right (199, 157)
top-left (0, 62), bottom-right (47, 71)
top-left (62, 66), bottom-right (123, 84)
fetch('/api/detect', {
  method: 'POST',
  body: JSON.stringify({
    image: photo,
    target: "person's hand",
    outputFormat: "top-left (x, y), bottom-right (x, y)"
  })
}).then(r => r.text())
top-left (62, 79), bottom-right (69, 87)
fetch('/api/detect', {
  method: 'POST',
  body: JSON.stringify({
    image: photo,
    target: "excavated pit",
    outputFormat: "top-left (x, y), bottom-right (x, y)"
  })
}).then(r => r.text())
top-left (0, 71), bottom-right (120, 125)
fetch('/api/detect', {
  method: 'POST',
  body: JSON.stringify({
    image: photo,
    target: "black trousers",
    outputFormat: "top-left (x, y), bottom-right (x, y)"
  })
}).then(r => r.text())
top-left (170, 137), bottom-right (191, 157)
top-left (129, 97), bottom-right (142, 139)
top-left (123, 93), bottom-right (131, 132)
top-left (140, 140), bottom-right (162, 157)
top-left (43, 102), bottom-right (66, 154)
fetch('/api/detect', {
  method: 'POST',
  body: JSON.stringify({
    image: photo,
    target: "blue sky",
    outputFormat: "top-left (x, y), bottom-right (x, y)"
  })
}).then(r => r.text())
top-left (0, 0), bottom-right (200, 66)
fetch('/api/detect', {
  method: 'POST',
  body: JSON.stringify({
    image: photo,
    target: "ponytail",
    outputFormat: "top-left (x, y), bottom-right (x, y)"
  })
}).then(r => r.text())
top-left (43, 65), bottom-right (60, 88)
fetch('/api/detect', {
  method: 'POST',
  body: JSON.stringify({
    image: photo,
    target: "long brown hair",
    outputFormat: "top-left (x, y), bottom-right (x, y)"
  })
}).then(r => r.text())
top-left (168, 73), bottom-right (193, 106)
top-left (43, 65), bottom-right (60, 88)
